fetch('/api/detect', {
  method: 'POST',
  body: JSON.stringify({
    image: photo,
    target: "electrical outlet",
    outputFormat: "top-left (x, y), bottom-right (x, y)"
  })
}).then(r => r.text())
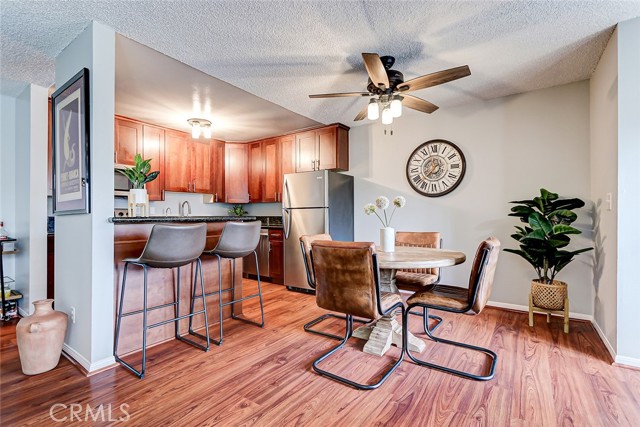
top-left (70, 306), bottom-right (76, 324)
top-left (606, 193), bottom-right (613, 211)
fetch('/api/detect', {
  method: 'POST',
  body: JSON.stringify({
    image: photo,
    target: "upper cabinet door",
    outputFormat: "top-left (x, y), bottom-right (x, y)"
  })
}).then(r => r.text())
top-left (211, 139), bottom-right (225, 203)
top-left (262, 138), bottom-right (280, 203)
top-left (164, 130), bottom-right (191, 193)
top-left (316, 126), bottom-right (337, 170)
top-left (225, 143), bottom-right (249, 203)
top-left (248, 141), bottom-right (263, 202)
top-left (279, 134), bottom-right (295, 178)
top-left (191, 139), bottom-right (212, 194)
top-left (295, 131), bottom-right (317, 172)
top-left (142, 125), bottom-right (165, 201)
top-left (115, 117), bottom-right (143, 165)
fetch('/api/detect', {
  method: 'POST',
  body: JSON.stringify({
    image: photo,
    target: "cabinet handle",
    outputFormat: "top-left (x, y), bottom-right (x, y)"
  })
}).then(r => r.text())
top-left (114, 152), bottom-right (117, 163)
top-left (274, 191), bottom-right (277, 200)
top-left (193, 181), bottom-right (196, 193)
top-left (214, 193), bottom-right (218, 203)
top-left (311, 160), bottom-right (315, 171)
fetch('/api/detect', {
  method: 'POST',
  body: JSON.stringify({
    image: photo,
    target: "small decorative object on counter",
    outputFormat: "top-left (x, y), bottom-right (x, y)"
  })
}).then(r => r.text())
top-left (228, 204), bottom-right (248, 217)
top-left (0, 220), bottom-right (8, 240)
top-left (16, 299), bottom-right (68, 375)
top-left (505, 188), bottom-right (593, 333)
top-left (364, 196), bottom-right (406, 252)
top-left (117, 154), bottom-right (159, 217)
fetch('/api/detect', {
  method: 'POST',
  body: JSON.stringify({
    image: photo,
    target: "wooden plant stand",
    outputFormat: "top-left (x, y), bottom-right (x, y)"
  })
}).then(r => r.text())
top-left (529, 293), bottom-right (569, 334)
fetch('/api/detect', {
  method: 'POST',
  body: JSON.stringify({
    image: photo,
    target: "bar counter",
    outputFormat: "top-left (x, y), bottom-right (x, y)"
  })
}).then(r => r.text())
top-left (113, 217), bottom-right (255, 355)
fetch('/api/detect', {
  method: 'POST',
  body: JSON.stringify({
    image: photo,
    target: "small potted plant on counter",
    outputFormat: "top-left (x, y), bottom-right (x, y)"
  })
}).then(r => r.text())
top-left (117, 154), bottom-right (159, 204)
top-left (504, 188), bottom-right (592, 333)
top-left (228, 204), bottom-right (248, 217)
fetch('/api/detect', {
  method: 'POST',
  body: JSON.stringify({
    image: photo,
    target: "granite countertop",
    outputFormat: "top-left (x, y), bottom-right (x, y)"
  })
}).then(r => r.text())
top-left (109, 216), bottom-right (257, 224)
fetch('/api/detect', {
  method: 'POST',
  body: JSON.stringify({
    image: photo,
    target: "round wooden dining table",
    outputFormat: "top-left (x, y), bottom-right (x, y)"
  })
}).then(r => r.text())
top-left (352, 246), bottom-right (466, 357)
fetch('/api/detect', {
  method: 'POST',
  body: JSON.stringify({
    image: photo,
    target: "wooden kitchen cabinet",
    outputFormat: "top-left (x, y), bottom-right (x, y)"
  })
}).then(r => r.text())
top-left (115, 117), bottom-right (143, 165)
top-left (248, 141), bottom-right (263, 202)
top-left (268, 229), bottom-right (284, 284)
top-left (262, 138), bottom-right (280, 203)
top-left (295, 124), bottom-right (349, 172)
top-left (164, 130), bottom-right (191, 192)
top-left (165, 129), bottom-right (213, 194)
top-left (211, 139), bottom-right (225, 203)
top-left (191, 139), bottom-right (213, 194)
top-left (142, 125), bottom-right (165, 201)
top-left (224, 143), bottom-right (249, 203)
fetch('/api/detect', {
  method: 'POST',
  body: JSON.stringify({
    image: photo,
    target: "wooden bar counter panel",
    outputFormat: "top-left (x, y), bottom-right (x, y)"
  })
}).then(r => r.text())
top-left (114, 222), bottom-right (242, 355)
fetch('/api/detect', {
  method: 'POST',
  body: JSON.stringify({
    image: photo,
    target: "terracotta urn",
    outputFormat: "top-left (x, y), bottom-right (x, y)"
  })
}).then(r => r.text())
top-left (16, 299), bottom-right (68, 375)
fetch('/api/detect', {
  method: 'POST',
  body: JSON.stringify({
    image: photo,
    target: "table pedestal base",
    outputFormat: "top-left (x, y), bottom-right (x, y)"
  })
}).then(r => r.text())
top-left (353, 315), bottom-right (426, 356)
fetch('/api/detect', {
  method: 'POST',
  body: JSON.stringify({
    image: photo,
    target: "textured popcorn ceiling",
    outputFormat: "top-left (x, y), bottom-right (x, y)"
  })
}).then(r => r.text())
top-left (2, 1), bottom-right (640, 136)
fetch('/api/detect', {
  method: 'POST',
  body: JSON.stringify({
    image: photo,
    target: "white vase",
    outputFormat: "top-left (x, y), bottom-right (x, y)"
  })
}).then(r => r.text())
top-left (380, 227), bottom-right (395, 252)
top-left (130, 188), bottom-right (147, 204)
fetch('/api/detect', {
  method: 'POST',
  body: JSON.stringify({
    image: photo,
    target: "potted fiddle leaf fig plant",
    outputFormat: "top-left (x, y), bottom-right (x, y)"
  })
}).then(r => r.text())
top-left (504, 188), bottom-right (592, 313)
top-left (117, 154), bottom-right (159, 204)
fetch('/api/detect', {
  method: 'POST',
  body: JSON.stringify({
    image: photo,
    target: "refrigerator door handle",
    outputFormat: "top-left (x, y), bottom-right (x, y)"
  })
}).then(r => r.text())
top-left (283, 208), bottom-right (291, 239)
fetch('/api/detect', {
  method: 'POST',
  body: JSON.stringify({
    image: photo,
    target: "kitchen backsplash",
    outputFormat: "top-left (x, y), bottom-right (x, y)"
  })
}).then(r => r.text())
top-left (114, 191), bottom-right (282, 217)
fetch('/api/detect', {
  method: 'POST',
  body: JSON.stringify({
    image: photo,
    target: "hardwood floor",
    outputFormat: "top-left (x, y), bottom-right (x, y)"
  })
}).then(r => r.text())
top-left (2, 280), bottom-right (639, 426)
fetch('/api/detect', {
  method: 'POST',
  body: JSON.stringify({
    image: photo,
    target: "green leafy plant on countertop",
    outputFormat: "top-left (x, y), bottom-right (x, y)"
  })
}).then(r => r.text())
top-left (504, 188), bottom-right (593, 284)
top-left (228, 204), bottom-right (248, 216)
top-left (117, 154), bottom-right (159, 189)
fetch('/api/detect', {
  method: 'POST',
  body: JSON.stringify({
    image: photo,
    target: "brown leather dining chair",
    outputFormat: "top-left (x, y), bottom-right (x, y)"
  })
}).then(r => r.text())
top-left (403, 237), bottom-right (500, 381)
top-left (395, 231), bottom-right (443, 333)
top-left (299, 234), bottom-right (369, 340)
top-left (310, 240), bottom-right (405, 390)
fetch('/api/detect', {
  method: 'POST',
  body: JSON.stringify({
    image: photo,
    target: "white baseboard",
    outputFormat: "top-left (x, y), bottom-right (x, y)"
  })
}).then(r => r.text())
top-left (614, 355), bottom-right (640, 369)
top-left (18, 306), bottom-right (29, 318)
top-left (487, 300), bottom-right (593, 321)
top-left (591, 319), bottom-right (617, 362)
top-left (62, 343), bottom-right (115, 373)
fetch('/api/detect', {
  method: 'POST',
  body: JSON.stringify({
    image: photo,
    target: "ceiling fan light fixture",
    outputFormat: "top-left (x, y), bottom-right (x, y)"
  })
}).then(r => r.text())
top-left (367, 99), bottom-right (379, 120)
top-left (390, 96), bottom-right (402, 118)
top-left (188, 118), bottom-right (212, 139)
top-left (381, 106), bottom-right (393, 125)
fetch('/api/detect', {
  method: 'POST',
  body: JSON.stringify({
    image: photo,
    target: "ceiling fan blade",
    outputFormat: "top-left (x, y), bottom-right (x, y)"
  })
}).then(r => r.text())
top-left (397, 65), bottom-right (471, 92)
top-left (354, 104), bottom-right (369, 121)
top-left (402, 94), bottom-right (439, 114)
top-left (309, 92), bottom-right (371, 98)
top-left (362, 53), bottom-right (389, 89)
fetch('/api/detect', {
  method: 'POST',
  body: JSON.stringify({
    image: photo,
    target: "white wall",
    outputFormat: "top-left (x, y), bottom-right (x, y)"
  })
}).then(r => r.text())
top-left (616, 17), bottom-right (640, 365)
top-left (55, 21), bottom-right (115, 371)
top-left (14, 84), bottom-right (48, 314)
top-left (348, 81), bottom-right (593, 315)
top-left (590, 29), bottom-right (618, 354)
top-left (0, 94), bottom-right (17, 283)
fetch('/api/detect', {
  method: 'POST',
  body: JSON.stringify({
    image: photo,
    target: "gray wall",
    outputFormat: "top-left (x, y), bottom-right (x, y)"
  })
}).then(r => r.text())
top-left (347, 80), bottom-right (594, 315)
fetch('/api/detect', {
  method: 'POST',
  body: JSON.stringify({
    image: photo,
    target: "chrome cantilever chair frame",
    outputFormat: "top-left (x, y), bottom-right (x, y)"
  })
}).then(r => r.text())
top-left (300, 240), bottom-right (369, 341)
top-left (311, 247), bottom-right (405, 390)
top-left (402, 246), bottom-right (498, 381)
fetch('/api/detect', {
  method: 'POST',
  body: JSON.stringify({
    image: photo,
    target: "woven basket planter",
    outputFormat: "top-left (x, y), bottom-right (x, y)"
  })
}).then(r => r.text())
top-left (531, 279), bottom-right (567, 310)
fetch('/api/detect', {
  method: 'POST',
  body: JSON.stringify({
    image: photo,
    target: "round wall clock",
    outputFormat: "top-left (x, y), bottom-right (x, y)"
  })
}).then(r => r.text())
top-left (406, 139), bottom-right (466, 197)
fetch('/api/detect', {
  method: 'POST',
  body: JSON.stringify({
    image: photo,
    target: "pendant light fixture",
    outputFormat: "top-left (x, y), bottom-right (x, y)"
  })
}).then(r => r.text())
top-left (390, 95), bottom-right (402, 118)
top-left (381, 106), bottom-right (393, 125)
top-left (367, 99), bottom-right (379, 120)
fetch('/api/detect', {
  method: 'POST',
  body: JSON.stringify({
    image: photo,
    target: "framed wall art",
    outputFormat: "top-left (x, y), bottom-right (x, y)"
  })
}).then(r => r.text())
top-left (51, 68), bottom-right (90, 214)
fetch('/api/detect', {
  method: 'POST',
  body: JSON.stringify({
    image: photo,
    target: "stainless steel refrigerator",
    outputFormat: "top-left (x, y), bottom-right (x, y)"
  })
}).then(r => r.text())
top-left (282, 170), bottom-right (354, 292)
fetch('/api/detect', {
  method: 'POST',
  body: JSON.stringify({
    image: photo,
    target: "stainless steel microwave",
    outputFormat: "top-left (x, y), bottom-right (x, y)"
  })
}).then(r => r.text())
top-left (114, 167), bottom-right (133, 197)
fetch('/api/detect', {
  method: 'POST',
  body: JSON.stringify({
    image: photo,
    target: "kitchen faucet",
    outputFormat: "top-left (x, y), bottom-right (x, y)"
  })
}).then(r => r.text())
top-left (164, 207), bottom-right (172, 216)
top-left (179, 201), bottom-right (191, 217)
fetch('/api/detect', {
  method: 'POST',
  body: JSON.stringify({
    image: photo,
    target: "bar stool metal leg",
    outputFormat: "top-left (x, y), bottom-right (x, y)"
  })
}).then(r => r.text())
top-left (113, 262), bottom-right (130, 369)
top-left (230, 251), bottom-right (265, 328)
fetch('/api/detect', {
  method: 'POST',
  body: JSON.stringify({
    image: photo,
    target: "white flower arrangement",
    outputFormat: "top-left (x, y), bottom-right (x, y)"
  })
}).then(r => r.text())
top-left (364, 195), bottom-right (406, 227)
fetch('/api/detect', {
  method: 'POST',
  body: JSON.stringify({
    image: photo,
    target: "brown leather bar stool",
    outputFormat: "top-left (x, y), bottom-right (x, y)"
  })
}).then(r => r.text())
top-left (190, 220), bottom-right (264, 345)
top-left (114, 223), bottom-right (210, 379)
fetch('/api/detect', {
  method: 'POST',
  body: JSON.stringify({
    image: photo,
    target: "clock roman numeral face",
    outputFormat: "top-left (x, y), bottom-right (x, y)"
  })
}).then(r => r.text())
top-left (405, 140), bottom-right (466, 197)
